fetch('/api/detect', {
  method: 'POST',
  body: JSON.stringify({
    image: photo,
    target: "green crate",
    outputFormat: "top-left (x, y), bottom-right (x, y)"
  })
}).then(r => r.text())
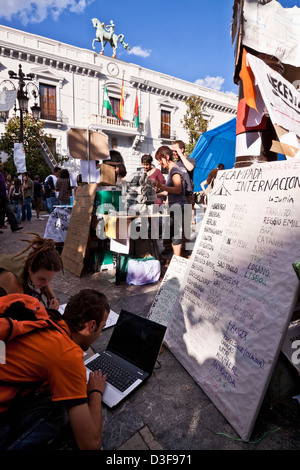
top-left (94, 250), bottom-right (114, 271)
top-left (95, 190), bottom-right (122, 213)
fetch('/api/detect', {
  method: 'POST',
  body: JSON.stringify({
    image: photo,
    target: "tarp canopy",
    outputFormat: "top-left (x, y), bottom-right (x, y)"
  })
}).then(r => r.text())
top-left (191, 118), bottom-right (237, 192)
top-left (191, 117), bottom-right (287, 192)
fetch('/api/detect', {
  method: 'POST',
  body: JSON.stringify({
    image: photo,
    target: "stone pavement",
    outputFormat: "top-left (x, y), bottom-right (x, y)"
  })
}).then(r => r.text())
top-left (1, 209), bottom-right (300, 452)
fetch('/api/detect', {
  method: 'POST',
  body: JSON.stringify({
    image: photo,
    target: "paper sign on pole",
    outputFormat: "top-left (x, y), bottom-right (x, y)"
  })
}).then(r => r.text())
top-left (13, 143), bottom-right (26, 173)
top-left (247, 53), bottom-right (300, 138)
top-left (242, 0), bottom-right (300, 68)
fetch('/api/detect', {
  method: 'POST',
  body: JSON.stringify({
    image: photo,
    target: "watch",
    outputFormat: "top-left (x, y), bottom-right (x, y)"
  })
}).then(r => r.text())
top-left (107, 62), bottom-right (119, 76)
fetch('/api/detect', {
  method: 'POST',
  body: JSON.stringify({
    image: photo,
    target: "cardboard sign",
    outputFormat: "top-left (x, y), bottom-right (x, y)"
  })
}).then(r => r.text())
top-left (165, 160), bottom-right (300, 441)
top-left (61, 184), bottom-right (97, 277)
top-left (67, 128), bottom-right (109, 160)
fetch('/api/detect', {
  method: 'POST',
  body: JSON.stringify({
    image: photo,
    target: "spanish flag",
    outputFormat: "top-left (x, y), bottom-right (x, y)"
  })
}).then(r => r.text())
top-left (119, 79), bottom-right (124, 120)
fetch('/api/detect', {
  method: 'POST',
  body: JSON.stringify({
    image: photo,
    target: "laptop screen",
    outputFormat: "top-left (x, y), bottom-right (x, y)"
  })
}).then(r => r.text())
top-left (107, 310), bottom-right (167, 373)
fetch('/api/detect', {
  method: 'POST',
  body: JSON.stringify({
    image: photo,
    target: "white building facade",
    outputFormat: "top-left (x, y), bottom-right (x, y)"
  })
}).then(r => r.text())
top-left (0, 25), bottom-right (237, 176)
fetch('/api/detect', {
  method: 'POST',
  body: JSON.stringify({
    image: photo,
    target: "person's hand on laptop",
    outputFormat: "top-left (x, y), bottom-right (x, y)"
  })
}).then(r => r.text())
top-left (87, 370), bottom-right (107, 397)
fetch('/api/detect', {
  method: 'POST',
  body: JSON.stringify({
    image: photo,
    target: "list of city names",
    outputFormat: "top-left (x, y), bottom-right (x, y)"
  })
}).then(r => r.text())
top-left (165, 160), bottom-right (300, 441)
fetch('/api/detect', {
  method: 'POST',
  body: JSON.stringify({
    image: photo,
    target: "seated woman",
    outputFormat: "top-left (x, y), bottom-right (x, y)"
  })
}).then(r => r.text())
top-left (0, 233), bottom-right (63, 310)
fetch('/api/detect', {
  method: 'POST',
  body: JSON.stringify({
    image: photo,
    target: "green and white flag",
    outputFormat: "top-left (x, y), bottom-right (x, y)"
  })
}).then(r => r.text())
top-left (103, 85), bottom-right (118, 119)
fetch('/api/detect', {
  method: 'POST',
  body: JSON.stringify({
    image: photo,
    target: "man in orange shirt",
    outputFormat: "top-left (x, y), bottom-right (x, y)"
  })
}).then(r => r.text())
top-left (0, 288), bottom-right (109, 450)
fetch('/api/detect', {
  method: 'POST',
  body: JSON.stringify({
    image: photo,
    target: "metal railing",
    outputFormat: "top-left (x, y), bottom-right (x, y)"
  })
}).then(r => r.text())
top-left (89, 114), bottom-right (144, 132)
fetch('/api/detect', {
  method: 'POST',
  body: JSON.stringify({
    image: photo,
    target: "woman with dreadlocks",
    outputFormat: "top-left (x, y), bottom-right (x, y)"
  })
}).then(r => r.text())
top-left (0, 233), bottom-right (63, 309)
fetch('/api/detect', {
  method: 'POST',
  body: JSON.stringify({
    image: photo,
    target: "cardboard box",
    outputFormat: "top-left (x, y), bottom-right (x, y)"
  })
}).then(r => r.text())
top-left (67, 128), bottom-right (109, 160)
top-left (100, 163), bottom-right (115, 185)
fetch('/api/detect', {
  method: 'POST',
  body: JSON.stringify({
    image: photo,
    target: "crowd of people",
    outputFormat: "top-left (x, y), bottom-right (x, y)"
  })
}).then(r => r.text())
top-left (0, 141), bottom-right (225, 450)
top-left (0, 165), bottom-right (78, 235)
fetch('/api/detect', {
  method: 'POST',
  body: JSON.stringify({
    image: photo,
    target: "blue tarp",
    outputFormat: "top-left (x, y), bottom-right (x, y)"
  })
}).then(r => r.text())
top-left (190, 117), bottom-right (285, 192)
top-left (190, 118), bottom-right (237, 192)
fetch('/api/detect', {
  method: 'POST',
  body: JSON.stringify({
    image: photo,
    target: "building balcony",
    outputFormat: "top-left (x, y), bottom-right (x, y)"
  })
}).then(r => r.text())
top-left (88, 114), bottom-right (144, 136)
top-left (41, 109), bottom-right (68, 127)
top-left (158, 131), bottom-right (177, 142)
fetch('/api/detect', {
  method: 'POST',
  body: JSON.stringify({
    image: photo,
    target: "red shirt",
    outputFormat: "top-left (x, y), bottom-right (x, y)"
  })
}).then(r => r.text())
top-left (148, 168), bottom-right (165, 205)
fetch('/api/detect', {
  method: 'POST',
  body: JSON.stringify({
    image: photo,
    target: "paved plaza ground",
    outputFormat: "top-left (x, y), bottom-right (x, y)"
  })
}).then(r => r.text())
top-left (1, 208), bottom-right (300, 454)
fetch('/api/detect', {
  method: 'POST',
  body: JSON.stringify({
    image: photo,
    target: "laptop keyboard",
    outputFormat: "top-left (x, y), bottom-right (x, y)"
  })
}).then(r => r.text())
top-left (87, 355), bottom-right (137, 392)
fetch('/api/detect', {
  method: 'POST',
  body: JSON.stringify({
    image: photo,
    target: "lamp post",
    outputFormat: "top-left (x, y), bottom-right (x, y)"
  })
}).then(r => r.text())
top-left (7, 64), bottom-right (41, 142)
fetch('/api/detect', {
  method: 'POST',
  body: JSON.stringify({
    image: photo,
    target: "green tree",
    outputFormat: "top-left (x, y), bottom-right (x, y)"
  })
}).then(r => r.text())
top-left (0, 113), bottom-right (67, 180)
top-left (181, 95), bottom-right (208, 155)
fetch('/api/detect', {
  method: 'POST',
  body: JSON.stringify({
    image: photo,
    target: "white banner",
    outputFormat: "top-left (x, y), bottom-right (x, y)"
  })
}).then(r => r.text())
top-left (0, 89), bottom-right (17, 112)
top-left (13, 143), bottom-right (26, 173)
top-left (247, 53), bottom-right (300, 137)
top-left (243, 0), bottom-right (300, 67)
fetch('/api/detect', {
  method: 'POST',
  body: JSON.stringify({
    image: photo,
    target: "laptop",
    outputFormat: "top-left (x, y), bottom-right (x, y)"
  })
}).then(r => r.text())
top-left (84, 309), bottom-right (167, 408)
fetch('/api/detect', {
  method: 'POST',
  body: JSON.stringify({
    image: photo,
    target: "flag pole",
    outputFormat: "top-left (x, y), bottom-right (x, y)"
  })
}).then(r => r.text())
top-left (102, 80), bottom-right (106, 116)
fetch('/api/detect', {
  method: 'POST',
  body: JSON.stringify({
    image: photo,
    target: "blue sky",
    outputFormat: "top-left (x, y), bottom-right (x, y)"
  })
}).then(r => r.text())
top-left (0, 0), bottom-right (298, 95)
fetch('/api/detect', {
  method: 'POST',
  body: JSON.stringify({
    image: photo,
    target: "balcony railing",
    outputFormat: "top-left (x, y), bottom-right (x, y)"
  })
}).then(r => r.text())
top-left (40, 110), bottom-right (68, 125)
top-left (158, 131), bottom-right (176, 141)
top-left (89, 114), bottom-right (144, 132)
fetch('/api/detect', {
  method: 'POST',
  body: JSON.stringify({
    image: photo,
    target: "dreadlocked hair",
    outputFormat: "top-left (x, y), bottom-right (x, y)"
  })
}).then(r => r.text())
top-left (15, 232), bottom-right (64, 274)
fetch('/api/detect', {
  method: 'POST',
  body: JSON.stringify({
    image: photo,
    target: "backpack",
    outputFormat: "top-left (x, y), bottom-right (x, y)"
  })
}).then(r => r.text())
top-left (0, 293), bottom-right (65, 343)
top-left (44, 176), bottom-right (54, 198)
top-left (11, 186), bottom-right (22, 202)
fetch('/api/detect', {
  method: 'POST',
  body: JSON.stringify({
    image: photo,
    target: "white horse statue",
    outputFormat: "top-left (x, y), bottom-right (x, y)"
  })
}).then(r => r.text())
top-left (92, 18), bottom-right (130, 58)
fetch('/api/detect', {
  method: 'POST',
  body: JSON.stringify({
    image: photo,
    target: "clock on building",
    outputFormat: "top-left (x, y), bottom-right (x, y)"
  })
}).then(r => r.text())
top-left (107, 62), bottom-right (119, 76)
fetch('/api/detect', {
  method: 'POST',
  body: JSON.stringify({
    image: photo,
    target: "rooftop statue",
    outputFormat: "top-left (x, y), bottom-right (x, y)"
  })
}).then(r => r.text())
top-left (92, 18), bottom-right (130, 58)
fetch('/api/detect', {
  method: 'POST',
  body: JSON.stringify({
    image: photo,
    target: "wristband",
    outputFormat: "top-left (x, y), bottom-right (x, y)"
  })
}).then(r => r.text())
top-left (88, 389), bottom-right (103, 397)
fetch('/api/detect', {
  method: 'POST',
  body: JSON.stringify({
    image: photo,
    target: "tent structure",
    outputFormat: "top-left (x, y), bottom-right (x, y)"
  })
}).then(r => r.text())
top-left (191, 117), bottom-right (285, 192)
top-left (190, 118), bottom-right (237, 192)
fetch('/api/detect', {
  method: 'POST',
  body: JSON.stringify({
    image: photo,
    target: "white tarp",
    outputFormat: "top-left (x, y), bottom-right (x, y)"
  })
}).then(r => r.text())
top-left (243, 0), bottom-right (300, 68)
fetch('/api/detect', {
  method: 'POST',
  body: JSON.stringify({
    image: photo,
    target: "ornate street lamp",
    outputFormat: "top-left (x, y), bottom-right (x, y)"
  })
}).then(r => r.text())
top-left (6, 64), bottom-right (41, 142)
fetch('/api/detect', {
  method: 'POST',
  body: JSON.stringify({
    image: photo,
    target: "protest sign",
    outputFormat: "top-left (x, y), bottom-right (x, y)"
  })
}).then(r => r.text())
top-left (148, 255), bottom-right (189, 326)
top-left (44, 206), bottom-right (71, 242)
top-left (61, 183), bottom-right (97, 277)
top-left (165, 160), bottom-right (300, 441)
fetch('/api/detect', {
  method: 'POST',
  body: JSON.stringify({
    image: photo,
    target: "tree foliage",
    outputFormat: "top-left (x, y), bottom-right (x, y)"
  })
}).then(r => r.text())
top-left (181, 95), bottom-right (208, 155)
top-left (0, 114), bottom-right (67, 180)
